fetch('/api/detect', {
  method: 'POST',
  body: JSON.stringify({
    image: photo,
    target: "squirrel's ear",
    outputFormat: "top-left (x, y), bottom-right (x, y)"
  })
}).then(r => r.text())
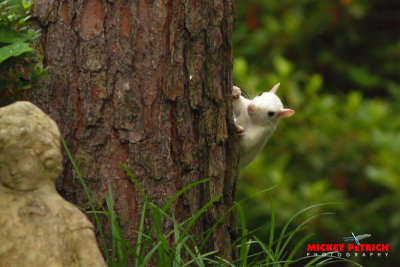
top-left (269, 83), bottom-right (280, 94)
top-left (248, 103), bottom-right (256, 113)
top-left (278, 109), bottom-right (295, 118)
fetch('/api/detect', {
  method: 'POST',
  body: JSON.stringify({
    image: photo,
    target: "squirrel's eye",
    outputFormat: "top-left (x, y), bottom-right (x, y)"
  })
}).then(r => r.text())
top-left (268, 111), bottom-right (275, 117)
top-left (257, 92), bottom-right (263, 97)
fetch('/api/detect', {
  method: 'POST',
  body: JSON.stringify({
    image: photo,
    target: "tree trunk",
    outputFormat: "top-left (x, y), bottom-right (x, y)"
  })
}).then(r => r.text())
top-left (30, 0), bottom-right (238, 261)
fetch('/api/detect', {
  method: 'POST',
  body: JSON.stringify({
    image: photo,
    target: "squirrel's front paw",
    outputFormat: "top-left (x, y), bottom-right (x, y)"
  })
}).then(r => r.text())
top-left (232, 86), bottom-right (241, 100)
top-left (235, 124), bottom-right (245, 136)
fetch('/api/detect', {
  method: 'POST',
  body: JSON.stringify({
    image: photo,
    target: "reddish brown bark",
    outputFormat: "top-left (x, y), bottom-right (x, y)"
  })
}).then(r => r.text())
top-left (31, 0), bottom-right (238, 260)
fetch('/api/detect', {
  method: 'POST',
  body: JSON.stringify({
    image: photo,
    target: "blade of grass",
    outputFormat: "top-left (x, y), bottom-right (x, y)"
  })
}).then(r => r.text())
top-left (200, 186), bottom-right (276, 252)
top-left (253, 235), bottom-right (276, 264)
top-left (283, 232), bottom-right (315, 267)
top-left (172, 214), bottom-right (182, 267)
top-left (121, 162), bottom-right (210, 258)
top-left (266, 193), bottom-right (275, 266)
top-left (236, 202), bottom-right (249, 267)
top-left (120, 163), bottom-right (158, 258)
top-left (304, 253), bottom-right (333, 267)
top-left (277, 212), bottom-right (335, 260)
top-left (215, 256), bottom-right (236, 267)
top-left (163, 178), bottom-right (210, 212)
top-left (217, 227), bottom-right (260, 265)
top-left (303, 254), bottom-right (363, 267)
top-left (179, 194), bottom-right (222, 245)
top-left (135, 202), bottom-right (147, 266)
top-left (105, 186), bottom-right (127, 265)
top-left (61, 136), bottom-right (109, 263)
top-left (120, 163), bottom-right (151, 209)
top-left (183, 244), bottom-right (206, 267)
top-left (316, 257), bottom-right (362, 267)
top-left (152, 205), bottom-right (171, 266)
top-left (275, 203), bottom-right (336, 260)
top-left (182, 248), bottom-right (219, 267)
top-left (141, 242), bottom-right (162, 267)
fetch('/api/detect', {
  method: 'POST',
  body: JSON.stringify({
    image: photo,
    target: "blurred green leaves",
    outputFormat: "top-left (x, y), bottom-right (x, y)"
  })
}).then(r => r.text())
top-left (0, 41), bottom-right (32, 62)
top-left (233, 0), bottom-right (400, 264)
top-left (0, 0), bottom-right (46, 105)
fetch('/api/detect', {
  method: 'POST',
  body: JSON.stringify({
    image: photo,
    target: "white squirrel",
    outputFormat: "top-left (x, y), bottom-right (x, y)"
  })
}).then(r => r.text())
top-left (232, 83), bottom-right (295, 168)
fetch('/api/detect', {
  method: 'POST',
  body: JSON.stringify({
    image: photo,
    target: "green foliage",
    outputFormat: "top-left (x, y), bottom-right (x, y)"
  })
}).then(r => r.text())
top-left (63, 138), bottom-right (357, 266)
top-left (234, 0), bottom-right (400, 265)
top-left (61, 136), bottom-right (109, 263)
top-left (0, 0), bottom-right (46, 105)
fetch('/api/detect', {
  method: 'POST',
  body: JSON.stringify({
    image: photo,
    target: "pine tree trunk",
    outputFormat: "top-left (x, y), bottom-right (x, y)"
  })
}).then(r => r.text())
top-left (30, 0), bottom-right (238, 260)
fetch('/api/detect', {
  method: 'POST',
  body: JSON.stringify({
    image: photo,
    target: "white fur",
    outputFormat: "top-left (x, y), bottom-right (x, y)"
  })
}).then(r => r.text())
top-left (232, 84), bottom-right (294, 168)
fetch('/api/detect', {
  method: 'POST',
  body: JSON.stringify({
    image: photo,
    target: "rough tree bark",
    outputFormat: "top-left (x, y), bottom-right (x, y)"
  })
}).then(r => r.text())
top-left (30, 0), bottom-right (238, 261)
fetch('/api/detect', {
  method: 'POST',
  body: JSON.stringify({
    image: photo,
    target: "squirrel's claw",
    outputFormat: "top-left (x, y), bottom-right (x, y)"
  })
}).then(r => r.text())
top-left (235, 124), bottom-right (245, 136)
top-left (232, 86), bottom-right (241, 100)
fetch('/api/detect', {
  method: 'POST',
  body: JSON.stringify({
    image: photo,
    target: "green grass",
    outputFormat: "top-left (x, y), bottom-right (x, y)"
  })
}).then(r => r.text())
top-left (62, 138), bottom-right (362, 267)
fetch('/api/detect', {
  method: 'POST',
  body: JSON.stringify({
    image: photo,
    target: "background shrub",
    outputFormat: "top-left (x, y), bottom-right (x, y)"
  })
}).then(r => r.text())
top-left (234, 0), bottom-right (400, 265)
top-left (0, 0), bottom-right (46, 107)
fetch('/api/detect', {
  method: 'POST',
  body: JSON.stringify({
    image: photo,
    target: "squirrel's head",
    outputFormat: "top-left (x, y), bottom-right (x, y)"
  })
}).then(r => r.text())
top-left (247, 83), bottom-right (295, 126)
